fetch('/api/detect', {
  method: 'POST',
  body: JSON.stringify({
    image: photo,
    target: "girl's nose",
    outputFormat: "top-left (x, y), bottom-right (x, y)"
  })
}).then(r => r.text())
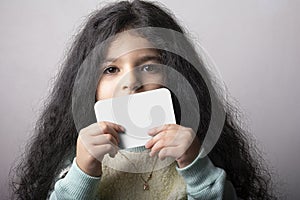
top-left (121, 69), bottom-right (143, 94)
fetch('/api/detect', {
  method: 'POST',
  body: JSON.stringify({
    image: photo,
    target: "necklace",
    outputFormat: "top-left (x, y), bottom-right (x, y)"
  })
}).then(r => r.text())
top-left (118, 150), bottom-right (158, 191)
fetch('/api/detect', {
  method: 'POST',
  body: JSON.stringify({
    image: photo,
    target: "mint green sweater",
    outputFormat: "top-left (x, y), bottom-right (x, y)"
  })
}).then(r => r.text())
top-left (48, 146), bottom-right (238, 199)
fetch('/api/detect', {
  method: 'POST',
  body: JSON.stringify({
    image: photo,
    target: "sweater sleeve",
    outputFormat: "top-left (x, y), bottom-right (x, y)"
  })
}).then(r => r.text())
top-left (176, 153), bottom-right (238, 200)
top-left (49, 158), bottom-right (101, 200)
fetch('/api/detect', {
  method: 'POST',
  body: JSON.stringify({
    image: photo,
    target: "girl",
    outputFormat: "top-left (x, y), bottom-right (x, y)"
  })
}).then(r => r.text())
top-left (11, 0), bottom-right (278, 199)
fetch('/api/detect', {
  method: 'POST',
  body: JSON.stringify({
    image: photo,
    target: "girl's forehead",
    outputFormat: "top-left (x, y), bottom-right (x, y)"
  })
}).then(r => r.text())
top-left (106, 32), bottom-right (156, 59)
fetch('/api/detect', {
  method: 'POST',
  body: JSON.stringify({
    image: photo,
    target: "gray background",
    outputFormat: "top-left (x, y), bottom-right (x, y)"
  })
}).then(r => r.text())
top-left (1, 0), bottom-right (299, 199)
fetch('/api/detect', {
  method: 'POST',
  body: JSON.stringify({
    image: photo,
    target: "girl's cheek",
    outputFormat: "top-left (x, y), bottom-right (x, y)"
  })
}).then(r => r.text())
top-left (143, 73), bottom-right (165, 84)
top-left (96, 79), bottom-right (117, 100)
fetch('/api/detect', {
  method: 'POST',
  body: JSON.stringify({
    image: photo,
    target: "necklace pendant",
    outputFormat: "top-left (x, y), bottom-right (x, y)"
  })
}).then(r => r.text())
top-left (143, 183), bottom-right (149, 190)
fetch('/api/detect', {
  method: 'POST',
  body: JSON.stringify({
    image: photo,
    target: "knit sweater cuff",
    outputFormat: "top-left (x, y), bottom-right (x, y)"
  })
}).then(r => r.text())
top-left (176, 153), bottom-right (225, 198)
top-left (54, 157), bottom-right (101, 199)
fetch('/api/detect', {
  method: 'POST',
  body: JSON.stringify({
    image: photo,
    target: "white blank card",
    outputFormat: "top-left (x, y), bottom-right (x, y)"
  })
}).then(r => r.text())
top-left (94, 88), bottom-right (176, 149)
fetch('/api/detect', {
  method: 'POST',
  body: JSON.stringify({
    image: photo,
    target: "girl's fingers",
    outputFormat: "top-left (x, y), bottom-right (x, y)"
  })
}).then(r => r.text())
top-left (79, 133), bottom-right (118, 150)
top-left (99, 121), bottom-right (125, 133)
top-left (147, 123), bottom-right (178, 136)
top-left (103, 125), bottom-right (120, 144)
top-left (90, 144), bottom-right (119, 160)
top-left (80, 123), bottom-right (120, 144)
top-left (90, 134), bottom-right (119, 147)
top-left (146, 125), bottom-right (194, 159)
top-left (145, 128), bottom-right (181, 149)
top-left (80, 123), bottom-right (102, 136)
top-left (149, 138), bottom-right (177, 157)
top-left (145, 132), bottom-right (163, 148)
top-left (146, 124), bottom-right (179, 148)
top-left (146, 131), bottom-right (172, 149)
top-left (79, 134), bottom-right (119, 161)
top-left (82, 122), bottom-right (122, 136)
top-left (158, 146), bottom-right (184, 160)
top-left (98, 121), bottom-right (123, 143)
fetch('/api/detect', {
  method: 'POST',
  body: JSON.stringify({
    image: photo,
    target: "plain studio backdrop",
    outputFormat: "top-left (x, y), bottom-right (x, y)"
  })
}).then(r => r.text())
top-left (0, 0), bottom-right (299, 199)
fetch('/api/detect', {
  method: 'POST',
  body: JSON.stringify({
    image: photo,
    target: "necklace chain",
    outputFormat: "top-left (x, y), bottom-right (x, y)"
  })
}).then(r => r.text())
top-left (117, 150), bottom-right (158, 191)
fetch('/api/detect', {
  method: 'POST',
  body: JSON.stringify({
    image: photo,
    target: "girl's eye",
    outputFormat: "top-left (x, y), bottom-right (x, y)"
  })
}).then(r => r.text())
top-left (103, 66), bottom-right (119, 74)
top-left (141, 64), bottom-right (160, 73)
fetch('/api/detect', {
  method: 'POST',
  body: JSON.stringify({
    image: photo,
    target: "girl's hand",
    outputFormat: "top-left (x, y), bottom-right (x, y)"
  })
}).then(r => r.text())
top-left (76, 121), bottom-right (124, 177)
top-left (145, 124), bottom-right (201, 168)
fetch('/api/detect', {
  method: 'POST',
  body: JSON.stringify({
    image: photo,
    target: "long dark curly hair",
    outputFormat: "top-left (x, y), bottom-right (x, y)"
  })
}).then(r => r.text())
top-left (10, 0), bottom-right (279, 199)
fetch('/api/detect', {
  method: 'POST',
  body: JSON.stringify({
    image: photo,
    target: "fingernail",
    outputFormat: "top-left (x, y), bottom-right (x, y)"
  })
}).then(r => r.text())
top-left (148, 128), bottom-right (155, 134)
top-left (120, 126), bottom-right (125, 132)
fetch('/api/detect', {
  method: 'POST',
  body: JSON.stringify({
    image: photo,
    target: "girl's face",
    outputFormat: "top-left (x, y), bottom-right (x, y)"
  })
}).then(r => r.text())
top-left (96, 33), bottom-right (165, 101)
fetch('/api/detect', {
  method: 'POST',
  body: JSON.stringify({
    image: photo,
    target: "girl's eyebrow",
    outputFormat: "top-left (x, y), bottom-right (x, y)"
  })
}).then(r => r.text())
top-left (102, 55), bottom-right (161, 66)
top-left (135, 55), bottom-right (161, 66)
